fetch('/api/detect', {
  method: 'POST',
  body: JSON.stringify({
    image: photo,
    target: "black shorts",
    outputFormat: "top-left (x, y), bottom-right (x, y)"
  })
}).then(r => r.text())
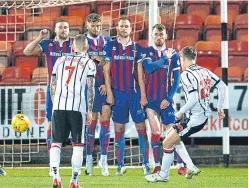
top-left (52, 110), bottom-right (84, 144)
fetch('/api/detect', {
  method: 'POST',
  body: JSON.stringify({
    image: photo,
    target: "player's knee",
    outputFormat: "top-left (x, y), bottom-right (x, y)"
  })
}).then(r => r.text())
top-left (135, 121), bottom-right (145, 129)
top-left (115, 127), bottom-right (125, 133)
top-left (163, 140), bottom-right (173, 149)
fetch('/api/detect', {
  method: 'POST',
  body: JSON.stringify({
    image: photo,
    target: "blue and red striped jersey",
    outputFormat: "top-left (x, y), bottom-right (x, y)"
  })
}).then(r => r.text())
top-left (38, 38), bottom-right (73, 83)
top-left (103, 39), bottom-right (144, 93)
top-left (87, 34), bottom-right (111, 87)
top-left (143, 46), bottom-right (180, 101)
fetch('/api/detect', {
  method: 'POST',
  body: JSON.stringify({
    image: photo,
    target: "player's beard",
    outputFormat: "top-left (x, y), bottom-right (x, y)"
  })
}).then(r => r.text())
top-left (119, 31), bottom-right (129, 38)
top-left (59, 33), bottom-right (68, 40)
top-left (89, 31), bottom-right (99, 38)
top-left (155, 39), bottom-right (164, 47)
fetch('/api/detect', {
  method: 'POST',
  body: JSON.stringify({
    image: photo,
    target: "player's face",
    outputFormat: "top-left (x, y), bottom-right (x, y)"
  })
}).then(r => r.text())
top-left (87, 21), bottom-right (101, 37)
top-left (116, 20), bottom-right (132, 38)
top-left (55, 22), bottom-right (69, 40)
top-left (152, 29), bottom-right (167, 47)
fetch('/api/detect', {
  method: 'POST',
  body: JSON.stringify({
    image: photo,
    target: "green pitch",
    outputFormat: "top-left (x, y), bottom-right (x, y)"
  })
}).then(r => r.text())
top-left (1, 167), bottom-right (247, 188)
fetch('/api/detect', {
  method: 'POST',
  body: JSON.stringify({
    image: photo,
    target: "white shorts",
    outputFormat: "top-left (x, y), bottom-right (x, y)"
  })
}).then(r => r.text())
top-left (179, 114), bottom-right (208, 137)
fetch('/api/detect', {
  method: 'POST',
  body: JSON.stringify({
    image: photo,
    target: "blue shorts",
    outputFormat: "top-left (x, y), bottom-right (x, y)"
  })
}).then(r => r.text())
top-left (146, 100), bottom-right (175, 125)
top-left (112, 89), bottom-right (146, 124)
top-left (85, 86), bottom-right (108, 112)
top-left (46, 86), bottom-right (53, 122)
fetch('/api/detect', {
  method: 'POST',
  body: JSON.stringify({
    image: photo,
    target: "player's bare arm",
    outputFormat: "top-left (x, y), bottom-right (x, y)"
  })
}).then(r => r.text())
top-left (103, 62), bottom-right (114, 105)
top-left (91, 55), bottom-right (107, 66)
top-left (137, 62), bottom-right (148, 107)
top-left (23, 29), bottom-right (48, 56)
top-left (86, 76), bottom-right (95, 123)
top-left (50, 73), bottom-right (57, 102)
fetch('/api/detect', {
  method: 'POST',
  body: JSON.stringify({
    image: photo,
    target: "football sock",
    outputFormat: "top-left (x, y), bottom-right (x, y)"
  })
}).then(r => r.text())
top-left (85, 120), bottom-right (97, 155)
top-left (115, 131), bottom-right (125, 167)
top-left (136, 127), bottom-right (149, 165)
top-left (160, 148), bottom-right (174, 178)
top-left (151, 133), bottom-right (161, 166)
top-left (175, 141), bottom-right (194, 170)
top-left (99, 121), bottom-right (110, 156)
top-left (50, 143), bottom-right (61, 181)
top-left (71, 146), bottom-right (83, 184)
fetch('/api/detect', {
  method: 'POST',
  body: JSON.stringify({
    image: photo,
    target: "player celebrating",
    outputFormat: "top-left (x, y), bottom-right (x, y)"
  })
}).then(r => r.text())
top-left (103, 16), bottom-right (150, 176)
top-left (145, 46), bottom-right (226, 182)
top-left (84, 13), bottom-right (111, 177)
top-left (142, 24), bottom-right (186, 174)
top-left (23, 20), bottom-right (73, 160)
top-left (49, 34), bottom-right (96, 188)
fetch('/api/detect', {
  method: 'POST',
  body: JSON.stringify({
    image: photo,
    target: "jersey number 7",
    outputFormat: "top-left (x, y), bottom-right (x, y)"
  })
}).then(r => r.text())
top-left (65, 66), bottom-right (76, 85)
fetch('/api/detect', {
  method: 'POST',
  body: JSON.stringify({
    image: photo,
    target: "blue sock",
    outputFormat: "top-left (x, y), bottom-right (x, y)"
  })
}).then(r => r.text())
top-left (137, 128), bottom-right (149, 165)
top-left (115, 131), bottom-right (125, 166)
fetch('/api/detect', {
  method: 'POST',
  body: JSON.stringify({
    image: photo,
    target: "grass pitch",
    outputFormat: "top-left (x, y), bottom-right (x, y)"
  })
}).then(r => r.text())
top-left (1, 167), bottom-right (247, 188)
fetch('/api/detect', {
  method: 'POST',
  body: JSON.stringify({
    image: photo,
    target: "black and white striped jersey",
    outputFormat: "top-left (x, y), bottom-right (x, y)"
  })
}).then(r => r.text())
top-left (180, 64), bottom-right (220, 117)
top-left (52, 52), bottom-right (96, 112)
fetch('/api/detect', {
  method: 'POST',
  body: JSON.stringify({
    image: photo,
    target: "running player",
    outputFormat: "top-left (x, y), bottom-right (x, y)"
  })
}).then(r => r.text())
top-left (49, 34), bottom-right (96, 188)
top-left (103, 16), bottom-right (150, 176)
top-left (145, 46), bottom-right (226, 182)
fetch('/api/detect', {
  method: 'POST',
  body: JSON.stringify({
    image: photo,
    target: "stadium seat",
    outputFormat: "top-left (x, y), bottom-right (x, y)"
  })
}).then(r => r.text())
top-left (195, 41), bottom-right (221, 71)
top-left (234, 14), bottom-right (248, 41)
top-left (228, 40), bottom-right (248, 71)
top-left (204, 15), bottom-right (233, 41)
top-left (96, 4), bottom-right (122, 18)
top-left (244, 68), bottom-right (248, 81)
top-left (214, 1), bottom-right (242, 21)
top-left (1, 66), bottom-right (31, 83)
top-left (228, 40), bottom-right (248, 56)
top-left (0, 63), bottom-right (6, 78)
top-left (25, 16), bottom-right (54, 40)
top-left (166, 39), bottom-right (194, 52)
top-left (8, 8), bottom-right (32, 16)
top-left (68, 4), bottom-right (92, 21)
top-left (15, 57), bottom-right (39, 73)
top-left (0, 42), bottom-right (12, 67)
top-left (175, 14), bottom-right (203, 46)
top-left (57, 16), bottom-right (83, 37)
top-left (185, 0), bottom-right (213, 21)
top-left (12, 41), bottom-right (31, 56)
top-left (214, 66), bottom-right (243, 82)
top-left (36, 7), bottom-right (62, 20)
top-left (31, 67), bottom-right (48, 83)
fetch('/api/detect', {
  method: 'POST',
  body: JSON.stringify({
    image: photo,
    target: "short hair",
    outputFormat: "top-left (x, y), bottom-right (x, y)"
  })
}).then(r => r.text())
top-left (55, 19), bottom-right (69, 26)
top-left (86, 13), bottom-right (101, 22)
top-left (152, 24), bottom-right (166, 31)
top-left (117, 16), bottom-right (131, 25)
top-left (180, 46), bottom-right (197, 61)
top-left (74, 34), bottom-right (88, 48)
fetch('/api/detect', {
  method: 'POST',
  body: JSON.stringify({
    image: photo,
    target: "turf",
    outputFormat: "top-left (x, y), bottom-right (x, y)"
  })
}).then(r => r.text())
top-left (0, 167), bottom-right (247, 188)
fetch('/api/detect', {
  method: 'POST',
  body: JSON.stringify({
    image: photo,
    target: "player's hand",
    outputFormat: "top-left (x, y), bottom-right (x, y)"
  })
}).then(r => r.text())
top-left (38, 29), bottom-right (48, 40)
top-left (175, 111), bottom-right (183, 120)
top-left (163, 48), bottom-right (175, 59)
top-left (91, 56), bottom-right (107, 66)
top-left (160, 99), bottom-right (170, 110)
top-left (106, 92), bottom-right (114, 106)
top-left (99, 85), bottom-right (107, 96)
top-left (218, 109), bottom-right (225, 120)
top-left (140, 95), bottom-right (148, 108)
top-left (86, 111), bottom-right (93, 124)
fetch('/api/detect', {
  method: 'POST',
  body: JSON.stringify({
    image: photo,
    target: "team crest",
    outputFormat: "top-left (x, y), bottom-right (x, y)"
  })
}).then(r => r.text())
top-left (112, 47), bottom-right (116, 50)
top-left (150, 52), bottom-right (153, 56)
top-left (49, 43), bottom-right (53, 46)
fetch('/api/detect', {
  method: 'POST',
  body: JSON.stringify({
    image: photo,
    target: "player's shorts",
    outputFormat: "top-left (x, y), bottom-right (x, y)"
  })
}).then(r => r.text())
top-left (146, 100), bottom-right (175, 125)
top-left (177, 114), bottom-right (208, 138)
top-left (85, 86), bottom-right (108, 113)
top-left (46, 86), bottom-right (53, 122)
top-left (112, 89), bottom-right (146, 124)
top-left (52, 110), bottom-right (84, 144)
